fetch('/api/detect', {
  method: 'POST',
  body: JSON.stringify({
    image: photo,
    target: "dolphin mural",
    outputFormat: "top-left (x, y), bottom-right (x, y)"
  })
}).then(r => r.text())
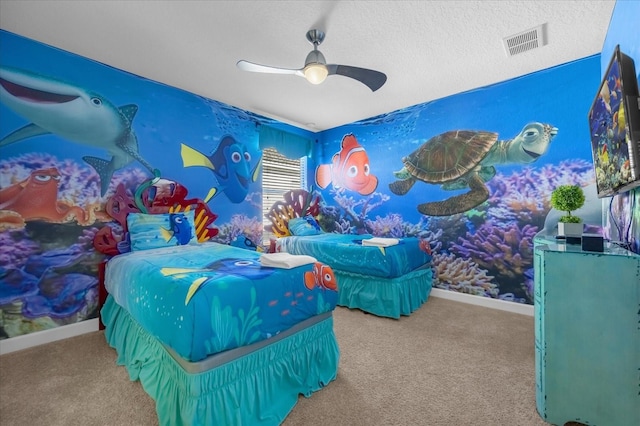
top-left (0, 65), bottom-right (156, 195)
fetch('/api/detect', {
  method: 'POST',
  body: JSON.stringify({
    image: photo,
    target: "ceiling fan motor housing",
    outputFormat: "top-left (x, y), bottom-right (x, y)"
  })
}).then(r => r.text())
top-left (304, 49), bottom-right (326, 67)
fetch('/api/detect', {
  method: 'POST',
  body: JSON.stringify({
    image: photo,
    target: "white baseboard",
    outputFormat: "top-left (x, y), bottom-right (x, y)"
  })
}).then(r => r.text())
top-left (430, 288), bottom-right (533, 316)
top-left (0, 318), bottom-right (99, 355)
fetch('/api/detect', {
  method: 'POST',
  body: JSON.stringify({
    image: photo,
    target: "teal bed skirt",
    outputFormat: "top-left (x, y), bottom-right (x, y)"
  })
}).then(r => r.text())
top-left (101, 296), bottom-right (340, 426)
top-left (334, 266), bottom-right (433, 319)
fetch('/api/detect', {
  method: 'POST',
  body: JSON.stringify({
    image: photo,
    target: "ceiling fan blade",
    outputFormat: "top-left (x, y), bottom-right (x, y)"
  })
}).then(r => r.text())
top-left (327, 64), bottom-right (387, 92)
top-left (236, 60), bottom-right (303, 77)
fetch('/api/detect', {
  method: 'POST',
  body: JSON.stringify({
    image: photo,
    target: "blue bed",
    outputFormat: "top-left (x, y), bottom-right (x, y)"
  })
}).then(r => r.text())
top-left (101, 242), bottom-right (340, 425)
top-left (276, 234), bottom-right (433, 318)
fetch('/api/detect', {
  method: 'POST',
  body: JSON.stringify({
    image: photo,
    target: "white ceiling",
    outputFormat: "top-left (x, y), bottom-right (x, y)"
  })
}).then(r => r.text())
top-left (0, 0), bottom-right (616, 132)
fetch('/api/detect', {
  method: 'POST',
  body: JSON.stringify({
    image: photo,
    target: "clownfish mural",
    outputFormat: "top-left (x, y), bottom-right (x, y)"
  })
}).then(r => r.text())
top-left (315, 133), bottom-right (378, 196)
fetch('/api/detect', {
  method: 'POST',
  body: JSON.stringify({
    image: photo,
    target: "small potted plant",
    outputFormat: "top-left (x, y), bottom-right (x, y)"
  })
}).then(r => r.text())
top-left (550, 184), bottom-right (586, 238)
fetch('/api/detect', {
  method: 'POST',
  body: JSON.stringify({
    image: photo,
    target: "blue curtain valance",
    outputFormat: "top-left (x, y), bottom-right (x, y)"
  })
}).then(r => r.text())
top-left (259, 126), bottom-right (312, 159)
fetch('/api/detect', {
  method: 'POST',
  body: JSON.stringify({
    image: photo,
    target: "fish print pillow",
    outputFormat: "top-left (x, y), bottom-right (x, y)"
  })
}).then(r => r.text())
top-left (127, 211), bottom-right (198, 252)
top-left (288, 216), bottom-right (322, 236)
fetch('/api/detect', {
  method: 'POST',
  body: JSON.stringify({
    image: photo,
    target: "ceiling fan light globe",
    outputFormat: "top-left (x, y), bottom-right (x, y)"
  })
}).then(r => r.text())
top-left (304, 63), bottom-right (328, 84)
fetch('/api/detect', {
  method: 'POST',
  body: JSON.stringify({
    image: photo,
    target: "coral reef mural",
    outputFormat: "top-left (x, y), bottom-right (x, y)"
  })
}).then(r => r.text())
top-left (312, 55), bottom-right (603, 305)
top-left (3, 7), bottom-right (632, 340)
top-left (264, 189), bottom-right (321, 237)
top-left (0, 29), bottom-right (309, 339)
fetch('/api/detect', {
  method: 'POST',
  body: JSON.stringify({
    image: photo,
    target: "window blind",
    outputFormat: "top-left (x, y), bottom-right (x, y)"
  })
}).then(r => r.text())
top-left (262, 147), bottom-right (304, 242)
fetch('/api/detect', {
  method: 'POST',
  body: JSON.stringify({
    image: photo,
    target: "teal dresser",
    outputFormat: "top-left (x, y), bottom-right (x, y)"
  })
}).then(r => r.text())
top-left (533, 232), bottom-right (640, 426)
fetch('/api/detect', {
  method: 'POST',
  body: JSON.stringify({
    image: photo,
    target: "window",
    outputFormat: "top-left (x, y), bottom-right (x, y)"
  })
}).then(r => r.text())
top-left (262, 147), bottom-right (306, 243)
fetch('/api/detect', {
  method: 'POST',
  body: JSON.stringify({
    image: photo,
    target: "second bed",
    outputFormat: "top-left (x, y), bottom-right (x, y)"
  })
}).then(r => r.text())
top-left (276, 233), bottom-right (433, 319)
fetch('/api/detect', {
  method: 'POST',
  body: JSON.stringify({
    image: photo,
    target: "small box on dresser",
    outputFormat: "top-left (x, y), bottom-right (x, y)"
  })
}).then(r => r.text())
top-left (581, 233), bottom-right (604, 252)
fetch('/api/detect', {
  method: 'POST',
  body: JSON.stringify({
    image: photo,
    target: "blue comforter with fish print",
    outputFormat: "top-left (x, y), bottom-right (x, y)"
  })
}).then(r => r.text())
top-left (104, 243), bottom-right (338, 362)
top-left (276, 234), bottom-right (432, 278)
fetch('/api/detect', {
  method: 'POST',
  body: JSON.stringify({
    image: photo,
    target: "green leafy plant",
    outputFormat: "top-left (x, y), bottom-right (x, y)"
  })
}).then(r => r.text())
top-left (550, 184), bottom-right (585, 223)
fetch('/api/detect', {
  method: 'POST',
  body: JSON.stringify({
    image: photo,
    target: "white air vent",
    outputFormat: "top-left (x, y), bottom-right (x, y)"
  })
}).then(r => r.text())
top-left (503, 24), bottom-right (547, 57)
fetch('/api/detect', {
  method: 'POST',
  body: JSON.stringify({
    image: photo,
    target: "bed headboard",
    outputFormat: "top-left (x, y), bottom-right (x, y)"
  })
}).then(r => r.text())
top-left (93, 177), bottom-right (219, 255)
top-left (263, 189), bottom-right (321, 238)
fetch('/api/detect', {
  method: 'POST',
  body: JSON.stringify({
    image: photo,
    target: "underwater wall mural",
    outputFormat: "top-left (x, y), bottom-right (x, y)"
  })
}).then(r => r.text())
top-left (0, 29), bottom-right (310, 339)
top-left (0, 16), bottom-right (628, 340)
top-left (387, 122), bottom-right (558, 216)
top-left (312, 55), bottom-right (603, 304)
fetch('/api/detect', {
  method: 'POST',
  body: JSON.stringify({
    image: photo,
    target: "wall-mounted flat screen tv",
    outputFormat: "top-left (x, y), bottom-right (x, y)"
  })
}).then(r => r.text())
top-left (588, 44), bottom-right (640, 198)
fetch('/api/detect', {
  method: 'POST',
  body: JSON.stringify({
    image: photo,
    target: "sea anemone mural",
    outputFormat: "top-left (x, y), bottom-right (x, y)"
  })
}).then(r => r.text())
top-left (264, 189), bottom-right (321, 237)
top-left (0, 239), bottom-right (101, 337)
top-left (449, 221), bottom-right (537, 301)
top-left (486, 160), bottom-right (595, 227)
top-left (424, 214), bottom-right (472, 243)
top-left (316, 187), bottom-right (389, 234)
top-left (303, 157), bottom-right (598, 304)
top-left (364, 213), bottom-right (405, 238)
top-left (0, 153), bottom-right (152, 338)
top-left (0, 229), bottom-right (40, 269)
top-left (431, 253), bottom-right (498, 297)
top-left (214, 214), bottom-right (263, 248)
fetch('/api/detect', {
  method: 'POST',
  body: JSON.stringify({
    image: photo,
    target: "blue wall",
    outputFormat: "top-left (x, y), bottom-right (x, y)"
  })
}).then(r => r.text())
top-left (0, 8), bottom-right (621, 338)
top-left (0, 29), bottom-right (309, 338)
top-left (312, 56), bottom-right (601, 303)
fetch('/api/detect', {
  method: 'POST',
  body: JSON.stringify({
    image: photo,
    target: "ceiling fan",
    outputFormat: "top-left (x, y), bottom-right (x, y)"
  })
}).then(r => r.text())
top-left (236, 29), bottom-right (387, 92)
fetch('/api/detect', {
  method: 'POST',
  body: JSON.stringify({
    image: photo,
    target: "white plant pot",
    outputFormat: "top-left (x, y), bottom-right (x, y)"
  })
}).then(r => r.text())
top-left (557, 222), bottom-right (583, 238)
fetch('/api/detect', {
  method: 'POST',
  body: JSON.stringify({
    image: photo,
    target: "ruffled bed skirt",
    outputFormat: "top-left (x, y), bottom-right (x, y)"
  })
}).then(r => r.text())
top-left (334, 266), bottom-right (433, 319)
top-left (101, 296), bottom-right (340, 426)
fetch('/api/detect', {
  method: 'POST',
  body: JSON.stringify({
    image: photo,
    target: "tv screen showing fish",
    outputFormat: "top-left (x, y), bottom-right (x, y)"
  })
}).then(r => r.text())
top-left (587, 44), bottom-right (640, 198)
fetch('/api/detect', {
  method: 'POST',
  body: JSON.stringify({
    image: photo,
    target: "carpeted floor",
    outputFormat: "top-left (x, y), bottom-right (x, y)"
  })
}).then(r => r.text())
top-left (0, 297), bottom-right (551, 426)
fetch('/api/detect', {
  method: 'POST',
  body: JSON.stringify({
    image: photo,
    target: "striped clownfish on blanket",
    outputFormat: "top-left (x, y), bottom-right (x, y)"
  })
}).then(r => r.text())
top-left (304, 262), bottom-right (338, 291)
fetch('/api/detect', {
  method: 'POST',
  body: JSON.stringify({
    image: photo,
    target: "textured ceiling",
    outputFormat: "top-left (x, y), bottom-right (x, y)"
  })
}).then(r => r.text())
top-left (0, 0), bottom-right (616, 132)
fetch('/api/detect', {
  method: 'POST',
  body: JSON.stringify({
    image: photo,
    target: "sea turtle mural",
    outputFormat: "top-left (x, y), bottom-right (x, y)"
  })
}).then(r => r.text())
top-left (389, 122), bottom-right (558, 216)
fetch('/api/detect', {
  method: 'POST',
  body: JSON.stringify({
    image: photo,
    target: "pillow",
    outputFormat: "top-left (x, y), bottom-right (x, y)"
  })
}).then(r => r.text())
top-left (288, 215), bottom-right (322, 236)
top-left (127, 211), bottom-right (198, 252)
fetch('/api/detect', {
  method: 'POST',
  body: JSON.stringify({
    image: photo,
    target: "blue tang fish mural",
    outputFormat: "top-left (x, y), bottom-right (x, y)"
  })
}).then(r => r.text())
top-left (180, 135), bottom-right (261, 203)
